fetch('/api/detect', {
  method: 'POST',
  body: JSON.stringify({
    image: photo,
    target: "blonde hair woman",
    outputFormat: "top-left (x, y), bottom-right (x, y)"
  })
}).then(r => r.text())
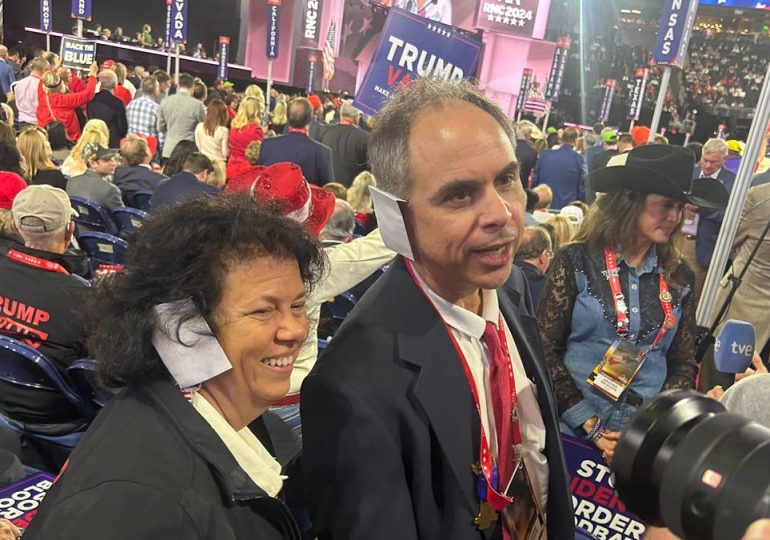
top-left (243, 84), bottom-right (266, 113)
top-left (545, 214), bottom-right (573, 251)
top-left (61, 119), bottom-right (109, 177)
top-left (17, 128), bottom-right (67, 189)
top-left (271, 98), bottom-right (287, 133)
top-left (38, 62), bottom-right (98, 142)
top-left (347, 171), bottom-right (376, 213)
top-left (227, 96), bottom-right (265, 175)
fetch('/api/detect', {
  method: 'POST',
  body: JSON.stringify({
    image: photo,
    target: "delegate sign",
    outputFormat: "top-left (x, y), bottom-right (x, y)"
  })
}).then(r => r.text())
top-left (562, 435), bottom-right (647, 540)
top-left (0, 472), bottom-right (55, 530)
top-left (353, 7), bottom-right (483, 116)
top-left (60, 36), bottom-right (97, 70)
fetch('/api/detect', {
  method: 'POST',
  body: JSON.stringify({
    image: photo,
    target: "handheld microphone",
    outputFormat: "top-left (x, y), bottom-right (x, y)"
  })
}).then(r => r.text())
top-left (714, 320), bottom-right (755, 388)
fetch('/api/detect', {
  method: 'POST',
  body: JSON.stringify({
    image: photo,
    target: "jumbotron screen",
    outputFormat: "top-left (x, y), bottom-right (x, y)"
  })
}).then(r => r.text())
top-left (698, 0), bottom-right (770, 9)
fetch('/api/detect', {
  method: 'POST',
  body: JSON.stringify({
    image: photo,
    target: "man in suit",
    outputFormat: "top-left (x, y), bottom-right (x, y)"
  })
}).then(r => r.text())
top-left (66, 143), bottom-right (124, 213)
top-left (87, 70), bottom-right (128, 149)
top-left (684, 138), bottom-right (736, 298)
top-left (259, 97), bottom-right (334, 186)
top-left (532, 126), bottom-right (587, 209)
top-left (513, 226), bottom-right (553, 308)
top-left (514, 121), bottom-right (538, 189)
top-left (157, 73), bottom-right (205, 159)
top-left (318, 100), bottom-right (369, 187)
top-left (114, 135), bottom-right (167, 207)
top-left (149, 152), bottom-right (219, 210)
top-left (301, 79), bottom-right (573, 540)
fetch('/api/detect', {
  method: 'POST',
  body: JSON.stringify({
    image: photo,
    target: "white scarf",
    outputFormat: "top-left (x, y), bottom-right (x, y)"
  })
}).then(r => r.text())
top-left (192, 392), bottom-right (286, 496)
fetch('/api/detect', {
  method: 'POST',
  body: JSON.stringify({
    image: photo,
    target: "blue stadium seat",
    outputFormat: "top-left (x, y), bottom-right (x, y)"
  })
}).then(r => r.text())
top-left (328, 291), bottom-right (357, 323)
top-left (76, 232), bottom-right (129, 273)
top-left (131, 190), bottom-right (154, 212)
top-left (0, 336), bottom-right (93, 450)
top-left (112, 207), bottom-right (149, 236)
top-left (67, 359), bottom-right (113, 409)
top-left (69, 196), bottom-right (118, 235)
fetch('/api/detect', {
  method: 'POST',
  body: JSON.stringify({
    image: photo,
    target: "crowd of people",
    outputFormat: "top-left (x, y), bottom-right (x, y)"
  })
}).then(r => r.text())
top-left (553, 28), bottom-right (770, 124)
top-left (0, 39), bottom-right (769, 540)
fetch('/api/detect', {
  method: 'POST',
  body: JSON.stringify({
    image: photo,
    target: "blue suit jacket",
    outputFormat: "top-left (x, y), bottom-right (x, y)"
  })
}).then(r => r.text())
top-left (532, 145), bottom-right (587, 209)
top-left (693, 166), bottom-right (736, 267)
top-left (301, 257), bottom-right (574, 540)
top-left (259, 132), bottom-right (334, 186)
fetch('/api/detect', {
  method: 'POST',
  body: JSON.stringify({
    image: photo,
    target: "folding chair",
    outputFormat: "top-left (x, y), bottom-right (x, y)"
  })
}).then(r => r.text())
top-left (69, 196), bottom-right (118, 235)
top-left (67, 359), bottom-right (113, 409)
top-left (131, 190), bottom-right (154, 212)
top-left (0, 336), bottom-right (94, 448)
top-left (112, 207), bottom-right (149, 236)
top-left (76, 232), bottom-right (129, 274)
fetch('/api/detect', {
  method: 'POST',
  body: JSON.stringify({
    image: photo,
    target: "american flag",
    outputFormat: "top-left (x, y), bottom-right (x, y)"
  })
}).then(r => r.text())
top-left (322, 19), bottom-right (336, 84)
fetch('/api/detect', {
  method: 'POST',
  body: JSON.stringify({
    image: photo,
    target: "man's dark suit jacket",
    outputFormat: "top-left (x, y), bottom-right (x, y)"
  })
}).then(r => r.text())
top-left (318, 124), bottom-right (369, 187)
top-left (261, 132), bottom-right (334, 186)
top-left (114, 165), bottom-right (167, 206)
top-left (86, 90), bottom-right (128, 148)
top-left (515, 139), bottom-right (538, 189)
top-left (301, 256), bottom-right (574, 540)
top-left (693, 165), bottom-right (736, 268)
top-left (149, 171), bottom-right (220, 211)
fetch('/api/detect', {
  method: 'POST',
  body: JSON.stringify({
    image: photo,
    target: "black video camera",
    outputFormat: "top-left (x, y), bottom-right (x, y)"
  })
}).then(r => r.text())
top-left (613, 390), bottom-right (770, 540)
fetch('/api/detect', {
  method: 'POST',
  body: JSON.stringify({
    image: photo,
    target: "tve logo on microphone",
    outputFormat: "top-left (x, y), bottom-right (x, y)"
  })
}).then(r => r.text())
top-left (715, 320), bottom-right (756, 374)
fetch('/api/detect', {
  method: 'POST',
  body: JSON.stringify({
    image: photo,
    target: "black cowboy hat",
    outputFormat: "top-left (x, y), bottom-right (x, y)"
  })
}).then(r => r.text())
top-left (589, 144), bottom-right (729, 209)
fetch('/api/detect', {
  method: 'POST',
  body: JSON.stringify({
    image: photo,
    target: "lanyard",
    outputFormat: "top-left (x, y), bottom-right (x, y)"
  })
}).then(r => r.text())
top-left (6, 249), bottom-right (70, 275)
top-left (603, 246), bottom-right (675, 348)
top-left (405, 259), bottom-right (520, 511)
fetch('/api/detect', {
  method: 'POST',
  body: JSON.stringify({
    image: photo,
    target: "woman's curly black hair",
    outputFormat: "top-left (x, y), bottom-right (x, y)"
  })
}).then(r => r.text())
top-left (87, 194), bottom-right (326, 388)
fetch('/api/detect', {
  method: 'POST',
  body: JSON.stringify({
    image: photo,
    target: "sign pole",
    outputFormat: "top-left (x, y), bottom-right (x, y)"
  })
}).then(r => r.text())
top-left (266, 59), bottom-right (274, 114)
top-left (542, 102), bottom-right (551, 131)
top-left (77, 19), bottom-right (83, 38)
top-left (46, 33), bottom-right (51, 51)
top-left (166, 49), bottom-right (172, 75)
top-left (175, 43), bottom-right (180, 83)
top-left (648, 66), bottom-right (672, 143)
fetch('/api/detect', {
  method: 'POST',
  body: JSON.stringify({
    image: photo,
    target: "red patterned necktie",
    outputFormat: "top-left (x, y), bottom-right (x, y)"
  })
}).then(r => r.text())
top-left (481, 321), bottom-right (514, 499)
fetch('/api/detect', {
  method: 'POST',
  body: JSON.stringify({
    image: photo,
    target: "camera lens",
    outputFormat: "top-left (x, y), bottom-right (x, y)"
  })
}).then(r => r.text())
top-left (614, 389), bottom-right (770, 540)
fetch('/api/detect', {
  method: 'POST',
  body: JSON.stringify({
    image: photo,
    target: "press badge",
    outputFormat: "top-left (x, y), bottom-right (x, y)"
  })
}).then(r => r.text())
top-left (587, 339), bottom-right (648, 401)
top-left (502, 455), bottom-right (546, 540)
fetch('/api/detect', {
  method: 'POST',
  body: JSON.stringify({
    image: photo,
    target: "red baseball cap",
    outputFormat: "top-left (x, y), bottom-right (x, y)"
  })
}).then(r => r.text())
top-left (247, 162), bottom-right (335, 236)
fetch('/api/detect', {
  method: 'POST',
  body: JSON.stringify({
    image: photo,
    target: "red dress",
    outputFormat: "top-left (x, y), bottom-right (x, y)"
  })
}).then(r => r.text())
top-left (226, 123), bottom-right (265, 177)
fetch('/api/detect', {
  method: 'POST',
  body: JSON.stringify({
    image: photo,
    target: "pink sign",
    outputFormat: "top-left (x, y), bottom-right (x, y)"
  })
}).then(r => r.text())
top-left (475, 0), bottom-right (540, 37)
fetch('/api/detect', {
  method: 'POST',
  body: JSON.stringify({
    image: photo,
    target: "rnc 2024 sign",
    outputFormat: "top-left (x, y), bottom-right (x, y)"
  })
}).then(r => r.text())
top-left (353, 8), bottom-right (483, 116)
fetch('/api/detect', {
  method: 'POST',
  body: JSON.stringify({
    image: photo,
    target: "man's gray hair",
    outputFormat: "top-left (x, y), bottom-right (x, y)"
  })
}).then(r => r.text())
top-left (368, 78), bottom-right (516, 200)
top-left (141, 75), bottom-right (158, 96)
top-left (98, 70), bottom-right (118, 90)
top-left (0, 46), bottom-right (7, 60)
top-left (703, 138), bottom-right (728, 157)
top-left (340, 100), bottom-right (362, 120)
top-left (322, 200), bottom-right (355, 241)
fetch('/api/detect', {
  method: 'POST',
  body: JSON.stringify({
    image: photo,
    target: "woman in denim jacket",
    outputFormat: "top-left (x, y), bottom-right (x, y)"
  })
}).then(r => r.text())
top-left (537, 144), bottom-right (729, 462)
